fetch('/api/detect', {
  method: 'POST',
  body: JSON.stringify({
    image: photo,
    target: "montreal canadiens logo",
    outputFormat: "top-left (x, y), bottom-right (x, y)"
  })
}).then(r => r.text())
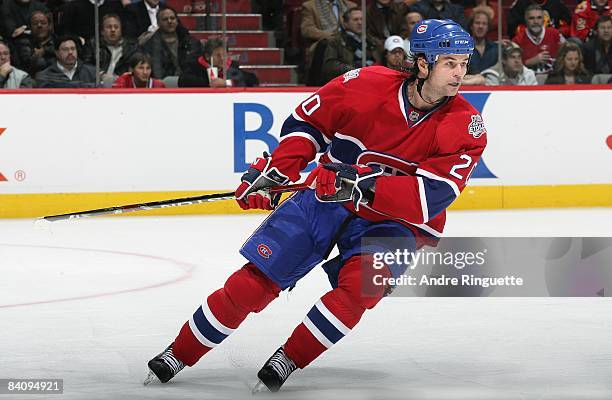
top-left (416, 24), bottom-right (427, 34)
top-left (257, 244), bottom-right (273, 259)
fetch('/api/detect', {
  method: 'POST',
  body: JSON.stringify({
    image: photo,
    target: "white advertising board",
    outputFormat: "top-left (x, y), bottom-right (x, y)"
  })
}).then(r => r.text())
top-left (0, 88), bottom-right (610, 197)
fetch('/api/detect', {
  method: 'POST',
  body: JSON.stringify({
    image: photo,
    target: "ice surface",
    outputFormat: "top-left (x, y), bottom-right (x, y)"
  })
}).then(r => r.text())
top-left (1, 208), bottom-right (611, 399)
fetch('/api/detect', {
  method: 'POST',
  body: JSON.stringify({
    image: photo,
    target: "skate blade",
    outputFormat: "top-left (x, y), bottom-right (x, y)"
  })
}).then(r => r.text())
top-left (143, 370), bottom-right (160, 386)
top-left (251, 380), bottom-right (268, 395)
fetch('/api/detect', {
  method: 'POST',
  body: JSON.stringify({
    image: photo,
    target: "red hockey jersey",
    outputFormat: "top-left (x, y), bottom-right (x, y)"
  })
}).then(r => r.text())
top-left (513, 27), bottom-right (563, 74)
top-left (270, 66), bottom-right (487, 246)
top-left (570, 0), bottom-right (611, 41)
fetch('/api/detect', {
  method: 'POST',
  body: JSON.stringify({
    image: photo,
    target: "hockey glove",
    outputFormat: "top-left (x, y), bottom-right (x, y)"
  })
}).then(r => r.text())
top-left (304, 163), bottom-right (383, 210)
top-left (235, 152), bottom-right (289, 210)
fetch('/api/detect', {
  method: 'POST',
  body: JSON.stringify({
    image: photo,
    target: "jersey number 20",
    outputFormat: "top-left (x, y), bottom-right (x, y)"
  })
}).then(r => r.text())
top-left (450, 154), bottom-right (476, 181)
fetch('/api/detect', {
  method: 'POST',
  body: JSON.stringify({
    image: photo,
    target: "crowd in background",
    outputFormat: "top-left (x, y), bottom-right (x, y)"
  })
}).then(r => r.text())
top-left (0, 0), bottom-right (259, 88)
top-left (0, 0), bottom-right (610, 88)
top-left (295, 0), bottom-right (610, 85)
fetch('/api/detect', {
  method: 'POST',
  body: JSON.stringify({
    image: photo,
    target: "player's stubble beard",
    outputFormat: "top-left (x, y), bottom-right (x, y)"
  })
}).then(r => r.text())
top-left (409, 77), bottom-right (456, 108)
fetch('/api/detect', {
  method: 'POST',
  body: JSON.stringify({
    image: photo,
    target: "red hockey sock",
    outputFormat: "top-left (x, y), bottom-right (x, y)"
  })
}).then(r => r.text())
top-left (284, 255), bottom-right (389, 368)
top-left (173, 263), bottom-right (280, 366)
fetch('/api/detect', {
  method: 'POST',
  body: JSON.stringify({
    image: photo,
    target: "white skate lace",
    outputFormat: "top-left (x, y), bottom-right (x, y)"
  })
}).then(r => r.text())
top-left (267, 348), bottom-right (296, 381)
top-left (160, 347), bottom-right (185, 375)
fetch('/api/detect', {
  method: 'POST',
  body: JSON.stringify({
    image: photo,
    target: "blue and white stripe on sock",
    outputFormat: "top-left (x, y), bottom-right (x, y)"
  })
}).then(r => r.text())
top-left (188, 299), bottom-right (235, 348)
top-left (302, 300), bottom-right (351, 349)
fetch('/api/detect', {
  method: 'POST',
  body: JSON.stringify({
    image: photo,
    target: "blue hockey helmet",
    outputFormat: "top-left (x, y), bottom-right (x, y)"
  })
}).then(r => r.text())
top-left (410, 19), bottom-right (474, 64)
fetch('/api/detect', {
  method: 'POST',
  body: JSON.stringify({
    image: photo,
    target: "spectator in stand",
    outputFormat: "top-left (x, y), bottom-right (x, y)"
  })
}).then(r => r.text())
top-left (319, 7), bottom-right (379, 84)
top-left (12, 10), bottom-right (55, 75)
top-left (545, 41), bottom-right (591, 83)
top-left (514, 4), bottom-right (564, 76)
top-left (410, 0), bottom-right (467, 29)
top-left (82, 14), bottom-right (140, 85)
top-left (57, 0), bottom-right (126, 41)
top-left (402, 11), bottom-right (423, 39)
top-left (178, 38), bottom-right (259, 87)
top-left (0, 40), bottom-right (34, 87)
top-left (467, 10), bottom-right (499, 74)
top-left (583, 15), bottom-right (611, 74)
top-left (381, 35), bottom-right (408, 70)
top-left (301, 0), bottom-right (357, 53)
top-left (112, 52), bottom-right (165, 87)
top-left (481, 42), bottom-right (538, 85)
top-left (0, 0), bottom-right (47, 40)
top-left (570, 0), bottom-right (611, 42)
top-left (35, 35), bottom-right (97, 87)
top-left (464, 0), bottom-right (499, 39)
top-left (141, 6), bottom-right (202, 79)
top-left (507, 0), bottom-right (571, 38)
top-left (401, 0), bottom-right (418, 7)
top-left (366, 0), bottom-right (409, 54)
top-left (125, 0), bottom-right (161, 44)
top-left (400, 10), bottom-right (423, 56)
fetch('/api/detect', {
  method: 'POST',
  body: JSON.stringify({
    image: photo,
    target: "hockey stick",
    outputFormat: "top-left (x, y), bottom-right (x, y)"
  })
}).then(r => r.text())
top-left (41, 183), bottom-right (310, 222)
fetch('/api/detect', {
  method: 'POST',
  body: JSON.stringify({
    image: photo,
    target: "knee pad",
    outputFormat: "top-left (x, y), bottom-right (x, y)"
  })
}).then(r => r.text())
top-left (223, 263), bottom-right (280, 314)
top-left (337, 255), bottom-right (387, 311)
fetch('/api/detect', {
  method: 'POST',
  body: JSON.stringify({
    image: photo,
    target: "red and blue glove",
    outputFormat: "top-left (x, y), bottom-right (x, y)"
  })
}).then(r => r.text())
top-left (235, 152), bottom-right (289, 210)
top-left (304, 163), bottom-right (383, 210)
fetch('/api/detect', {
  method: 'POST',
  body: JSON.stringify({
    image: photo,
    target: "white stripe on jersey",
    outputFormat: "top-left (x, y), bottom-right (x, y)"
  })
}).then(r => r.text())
top-left (415, 168), bottom-right (461, 197)
top-left (334, 132), bottom-right (367, 150)
top-left (417, 177), bottom-right (430, 223)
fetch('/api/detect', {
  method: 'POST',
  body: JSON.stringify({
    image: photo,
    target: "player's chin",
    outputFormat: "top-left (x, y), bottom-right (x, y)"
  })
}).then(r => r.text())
top-left (447, 83), bottom-right (461, 95)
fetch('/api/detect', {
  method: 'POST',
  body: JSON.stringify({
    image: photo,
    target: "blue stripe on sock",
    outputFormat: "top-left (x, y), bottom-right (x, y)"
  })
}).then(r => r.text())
top-left (306, 305), bottom-right (344, 344)
top-left (192, 305), bottom-right (228, 345)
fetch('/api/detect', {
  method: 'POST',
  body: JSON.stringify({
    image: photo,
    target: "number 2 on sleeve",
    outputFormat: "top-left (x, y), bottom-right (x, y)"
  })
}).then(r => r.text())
top-left (449, 154), bottom-right (475, 180)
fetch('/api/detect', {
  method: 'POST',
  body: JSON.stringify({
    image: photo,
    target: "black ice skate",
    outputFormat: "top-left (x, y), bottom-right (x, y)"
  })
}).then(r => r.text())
top-left (143, 343), bottom-right (185, 385)
top-left (252, 346), bottom-right (297, 393)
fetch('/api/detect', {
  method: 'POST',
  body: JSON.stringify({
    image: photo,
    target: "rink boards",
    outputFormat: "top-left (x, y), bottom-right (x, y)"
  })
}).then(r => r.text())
top-left (0, 85), bottom-right (610, 218)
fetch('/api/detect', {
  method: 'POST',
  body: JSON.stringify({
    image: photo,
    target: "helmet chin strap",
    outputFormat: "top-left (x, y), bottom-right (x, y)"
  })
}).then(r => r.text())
top-left (415, 62), bottom-right (445, 106)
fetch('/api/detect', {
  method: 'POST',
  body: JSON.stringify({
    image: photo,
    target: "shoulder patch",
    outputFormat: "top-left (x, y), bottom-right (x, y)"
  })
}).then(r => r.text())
top-left (342, 68), bottom-right (361, 83)
top-left (468, 115), bottom-right (486, 138)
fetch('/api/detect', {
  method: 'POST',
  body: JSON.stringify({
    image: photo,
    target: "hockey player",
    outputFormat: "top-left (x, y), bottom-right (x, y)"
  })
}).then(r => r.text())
top-left (144, 19), bottom-right (487, 393)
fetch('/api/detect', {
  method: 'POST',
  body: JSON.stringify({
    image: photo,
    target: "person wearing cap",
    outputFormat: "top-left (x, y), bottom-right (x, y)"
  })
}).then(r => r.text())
top-left (382, 34), bottom-right (409, 70)
top-left (481, 42), bottom-right (538, 85)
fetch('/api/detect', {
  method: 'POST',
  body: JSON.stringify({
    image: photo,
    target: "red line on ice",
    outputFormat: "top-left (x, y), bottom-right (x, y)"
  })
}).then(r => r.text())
top-left (0, 244), bottom-right (197, 309)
